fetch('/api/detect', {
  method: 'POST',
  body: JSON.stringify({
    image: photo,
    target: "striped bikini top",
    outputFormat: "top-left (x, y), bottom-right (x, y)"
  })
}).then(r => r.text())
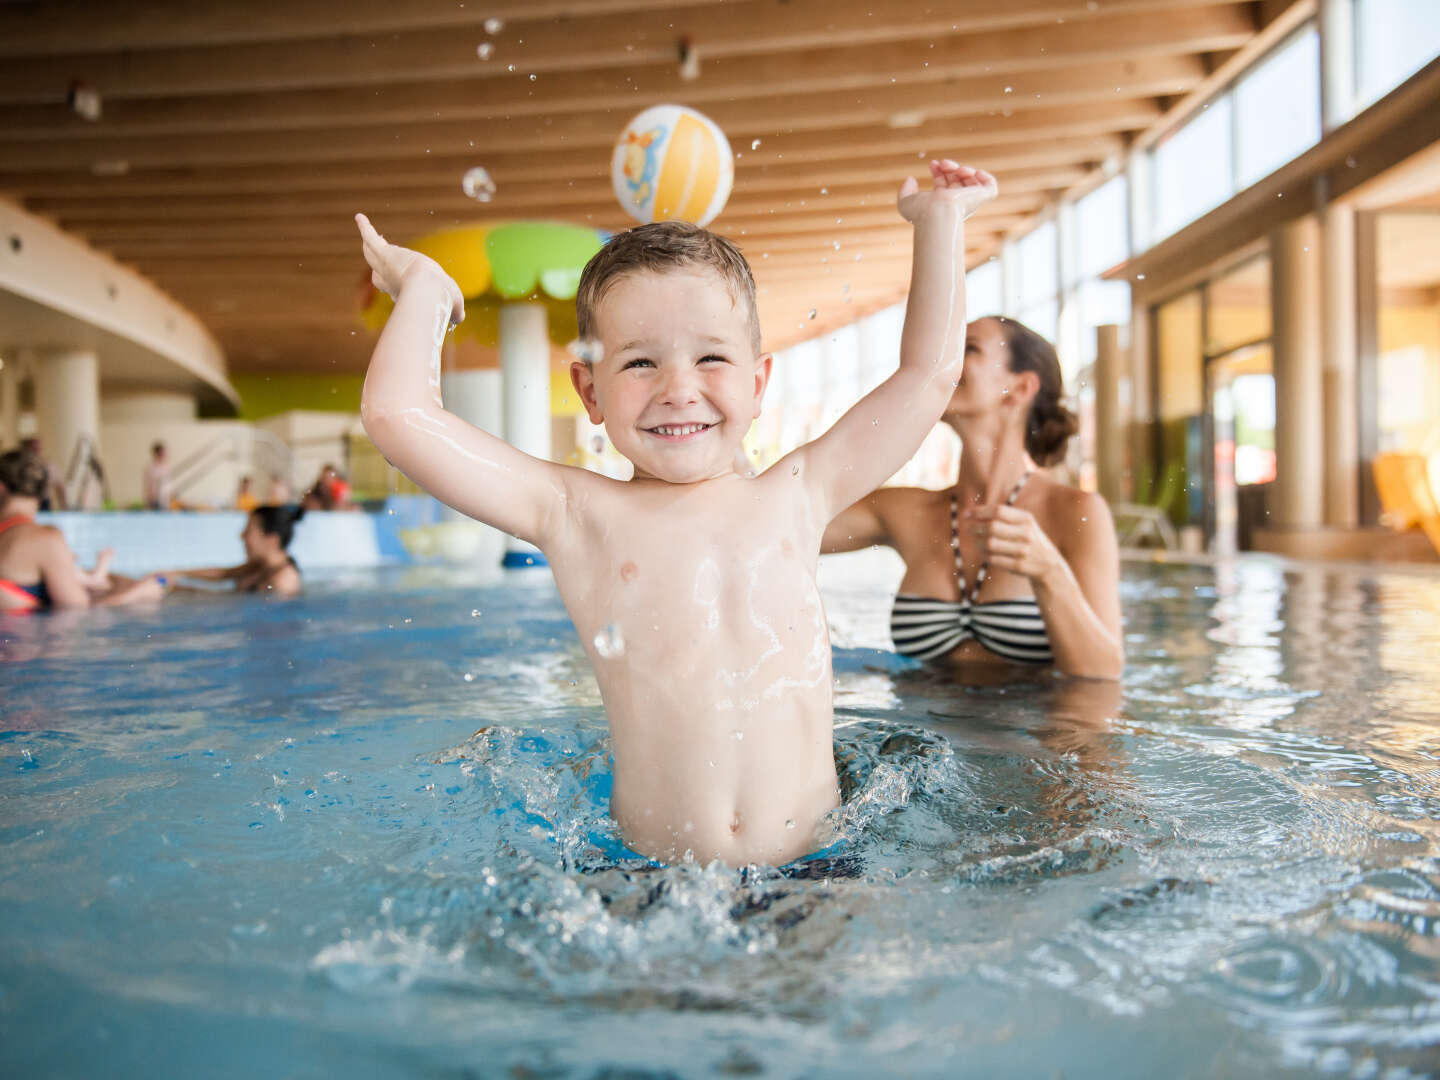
top-left (889, 474), bottom-right (1053, 664)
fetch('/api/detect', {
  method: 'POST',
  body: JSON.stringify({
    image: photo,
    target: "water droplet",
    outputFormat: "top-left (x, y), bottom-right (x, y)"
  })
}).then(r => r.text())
top-left (808, 308), bottom-right (817, 320)
top-left (785, 819), bottom-right (796, 829)
top-left (506, 63), bottom-right (516, 72)
top-left (461, 166), bottom-right (495, 202)
top-left (528, 73), bottom-right (536, 81)
top-left (820, 187), bottom-right (828, 195)
top-left (484, 16), bottom-right (504, 33)
top-left (566, 338), bottom-right (604, 365)
top-left (476, 42), bottom-right (494, 60)
top-left (792, 465), bottom-right (799, 476)
top-left (731, 729), bottom-right (744, 741)
top-left (832, 240), bottom-right (841, 250)
top-left (463, 672), bottom-right (475, 682)
top-left (750, 138), bottom-right (762, 150)
top-left (593, 623), bottom-right (626, 659)
top-left (471, 609), bottom-right (481, 617)
top-left (1345, 155), bottom-right (1357, 168)
top-left (1003, 86), bottom-right (1013, 94)
top-left (1136, 273), bottom-right (1146, 280)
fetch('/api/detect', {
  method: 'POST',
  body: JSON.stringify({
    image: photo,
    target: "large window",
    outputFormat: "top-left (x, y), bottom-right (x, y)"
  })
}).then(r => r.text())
top-left (964, 258), bottom-right (1002, 320)
top-left (1074, 176), bottom-right (1130, 280)
top-left (1015, 220), bottom-right (1059, 342)
top-left (1152, 97), bottom-right (1235, 238)
top-left (1356, 0), bottom-right (1440, 108)
top-left (1234, 27), bottom-right (1321, 189)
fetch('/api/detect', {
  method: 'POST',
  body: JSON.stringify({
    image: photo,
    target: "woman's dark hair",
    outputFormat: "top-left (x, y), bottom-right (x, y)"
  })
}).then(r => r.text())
top-left (0, 449), bottom-right (49, 499)
top-left (991, 316), bottom-right (1080, 466)
top-left (251, 504), bottom-right (306, 549)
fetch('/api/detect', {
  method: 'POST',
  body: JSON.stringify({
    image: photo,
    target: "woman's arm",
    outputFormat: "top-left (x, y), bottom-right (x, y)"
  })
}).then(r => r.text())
top-left (973, 490), bottom-right (1123, 679)
top-left (36, 529), bottom-right (91, 608)
top-left (821, 490), bottom-right (895, 554)
top-left (155, 563), bottom-right (250, 582)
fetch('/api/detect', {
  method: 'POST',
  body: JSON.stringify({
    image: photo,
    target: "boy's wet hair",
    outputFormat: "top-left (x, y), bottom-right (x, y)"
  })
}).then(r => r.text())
top-left (575, 221), bottom-right (761, 355)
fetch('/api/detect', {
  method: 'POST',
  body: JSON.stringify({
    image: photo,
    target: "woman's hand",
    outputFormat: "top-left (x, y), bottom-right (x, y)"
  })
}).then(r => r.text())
top-left (970, 504), bottom-right (1066, 584)
top-left (897, 159), bottom-right (998, 224)
top-left (355, 213), bottom-right (466, 327)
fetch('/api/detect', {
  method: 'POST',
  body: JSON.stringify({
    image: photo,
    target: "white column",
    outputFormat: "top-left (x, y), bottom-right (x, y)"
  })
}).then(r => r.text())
top-left (1321, 202), bottom-right (1359, 527)
top-left (440, 369), bottom-right (502, 524)
top-left (499, 302), bottom-right (551, 567)
top-left (1269, 217), bottom-right (1326, 530)
top-left (34, 348), bottom-right (101, 508)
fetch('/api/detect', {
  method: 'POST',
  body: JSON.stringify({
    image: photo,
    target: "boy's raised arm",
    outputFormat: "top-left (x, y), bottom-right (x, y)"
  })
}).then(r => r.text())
top-left (355, 214), bottom-right (568, 547)
top-left (789, 161), bottom-right (995, 525)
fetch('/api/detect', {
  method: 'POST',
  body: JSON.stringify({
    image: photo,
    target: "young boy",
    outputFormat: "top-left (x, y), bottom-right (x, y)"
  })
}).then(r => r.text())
top-left (355, 159), bottom-right (996, 867)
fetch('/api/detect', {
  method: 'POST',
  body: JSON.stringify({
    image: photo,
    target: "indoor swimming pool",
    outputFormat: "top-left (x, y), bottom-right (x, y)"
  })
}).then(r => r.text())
top-left (2, 551), bottom-right (1438, 1078)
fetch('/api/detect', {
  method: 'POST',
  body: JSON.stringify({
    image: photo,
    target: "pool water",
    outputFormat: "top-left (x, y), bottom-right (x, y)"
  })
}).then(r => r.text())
top-left (2, 552), bottom-right (1439, 1078)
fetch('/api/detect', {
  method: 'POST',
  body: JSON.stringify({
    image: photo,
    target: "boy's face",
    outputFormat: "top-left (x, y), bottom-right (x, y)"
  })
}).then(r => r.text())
top-left (571, 268), bottom-right (771, 484)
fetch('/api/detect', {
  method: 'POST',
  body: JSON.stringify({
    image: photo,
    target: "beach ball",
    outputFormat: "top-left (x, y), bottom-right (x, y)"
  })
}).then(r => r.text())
top-left (611, 104), bottom-right (734, 228)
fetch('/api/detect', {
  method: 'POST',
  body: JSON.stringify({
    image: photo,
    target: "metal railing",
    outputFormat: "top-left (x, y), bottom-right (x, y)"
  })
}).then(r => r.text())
top-left (170, 429), bottom-right (296, 502)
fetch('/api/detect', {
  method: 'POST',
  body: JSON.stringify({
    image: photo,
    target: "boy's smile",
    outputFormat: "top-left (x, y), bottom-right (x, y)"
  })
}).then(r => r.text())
top-left (571, 268), bottom-right (772, 484)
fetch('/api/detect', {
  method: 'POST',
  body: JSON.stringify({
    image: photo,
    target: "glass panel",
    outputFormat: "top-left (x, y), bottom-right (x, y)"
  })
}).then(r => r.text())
top-left (965, 258), bottom-right (1003, 320)
top-left (1152, 96), bottom-right (1235, 238)
top-left (1375, 212), bottom-right (1440, 454)
top-left (1204, 256), bottom-right (1272, 356)
top-left (1077, 278), bottom-right (1132, 371)
top-left (1075, 176), bottom-right (1130, 279)
top-left (1016, 298), bottom-right (1059, 346)
top-left (1235, 27), bottom-right (1321, 188)
top-left (1356, 0), bottom-right (1440, 108)
top-left (1157, 291), bottom-right (1205, 421)
top-left (1015, 221), bottom-right (1058, 308)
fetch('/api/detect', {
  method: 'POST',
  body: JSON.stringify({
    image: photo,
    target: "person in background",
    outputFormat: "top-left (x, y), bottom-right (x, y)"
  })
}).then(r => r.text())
top-left (302, 463), bottom-right (355, 511)
top-left (155, 504), bottom-right (305, 598)
top-left (822, 316), bottom-right (1122, 680)
top-left (235, 475), bottom-right (259, 512)
top-left (19, 437), bottom-right (66, 511)
top-left (142, 441), bottom-right (171, 510)
top-left (0, 448), bottom-right (163, 612)
top-left (267, 473), bottom-right (291, 505)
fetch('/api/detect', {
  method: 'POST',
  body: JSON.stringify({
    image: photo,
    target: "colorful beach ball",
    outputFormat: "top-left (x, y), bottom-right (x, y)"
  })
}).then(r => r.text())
top-left (611, 104), bottom-right (734, 228)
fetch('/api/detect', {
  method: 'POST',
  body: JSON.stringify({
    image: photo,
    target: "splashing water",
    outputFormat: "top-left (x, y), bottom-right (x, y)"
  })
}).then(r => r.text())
top-left (566, 338), bottom-right (604, 365)
top-left (461, 166), bottom-right (496, 202)
top-left (593, 623), bottom-right (625, 660)
top-left (483, 16), bottom-right (504, 33)
top-left (475, 42), bottom-right (494, 60)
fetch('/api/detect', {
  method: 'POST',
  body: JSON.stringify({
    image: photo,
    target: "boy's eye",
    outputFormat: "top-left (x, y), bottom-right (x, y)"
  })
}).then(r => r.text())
top-left (621, 358), bottom-right (654, 370)
top-left (699, 354), bottom-right (728, 364)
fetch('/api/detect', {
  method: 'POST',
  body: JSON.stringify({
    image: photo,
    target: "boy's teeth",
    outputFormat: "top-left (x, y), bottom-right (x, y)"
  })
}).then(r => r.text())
top-left (653, 423), bottom-right (709, 436)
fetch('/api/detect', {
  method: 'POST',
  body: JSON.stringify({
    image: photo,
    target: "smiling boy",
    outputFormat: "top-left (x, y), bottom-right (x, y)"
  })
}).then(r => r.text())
top-left (356, 159), bottom-right (996, 866)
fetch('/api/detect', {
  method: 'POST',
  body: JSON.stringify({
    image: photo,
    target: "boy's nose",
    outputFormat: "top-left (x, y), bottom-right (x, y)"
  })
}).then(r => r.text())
top-left (658, 367), bottom-right (700, 407)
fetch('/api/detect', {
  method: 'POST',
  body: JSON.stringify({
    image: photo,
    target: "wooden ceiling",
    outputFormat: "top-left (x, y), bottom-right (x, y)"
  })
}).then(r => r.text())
top-left (0, 0), bottom-right (1274, 376)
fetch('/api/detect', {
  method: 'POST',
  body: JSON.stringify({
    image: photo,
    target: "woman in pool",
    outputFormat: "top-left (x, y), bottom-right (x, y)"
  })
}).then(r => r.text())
top-left (823, 316), bottom-right (1123, 679)
top-left (0, 448), bottom-right (164, 612)
top-left (158, 505), bottom-right (305, 597)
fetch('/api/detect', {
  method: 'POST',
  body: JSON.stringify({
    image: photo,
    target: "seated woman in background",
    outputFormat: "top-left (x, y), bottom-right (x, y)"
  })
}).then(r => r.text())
top-left (157, 505), bottom-right (306, 598)
top-left (0, 449), bottom-right (164, 613)
top-left (823, 316), bottom-right (1123, 680)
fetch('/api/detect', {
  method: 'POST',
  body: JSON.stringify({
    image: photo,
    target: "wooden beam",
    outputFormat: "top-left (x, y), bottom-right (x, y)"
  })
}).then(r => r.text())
top-left (0, 0), bottom-right (1253, 58)
top-left (0, 4), bottom-right (1250, 102)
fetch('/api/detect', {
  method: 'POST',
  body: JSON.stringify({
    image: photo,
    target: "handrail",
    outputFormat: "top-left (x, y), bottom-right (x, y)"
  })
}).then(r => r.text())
top-left (170, 429), bottom-right (297, 501)
top-left (61, 432), bottom-right (110, 509)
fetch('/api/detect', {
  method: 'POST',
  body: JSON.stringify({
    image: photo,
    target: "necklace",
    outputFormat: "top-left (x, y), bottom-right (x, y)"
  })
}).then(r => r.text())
top-left (947, 470), bottom-right (1032, 604)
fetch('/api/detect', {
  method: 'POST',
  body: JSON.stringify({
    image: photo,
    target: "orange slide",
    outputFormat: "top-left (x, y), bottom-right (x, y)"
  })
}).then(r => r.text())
top-left (1373, 451), bottom-right (1440, 557)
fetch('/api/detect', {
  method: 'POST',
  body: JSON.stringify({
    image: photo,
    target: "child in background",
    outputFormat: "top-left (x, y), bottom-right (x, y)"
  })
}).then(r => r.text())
top-left (356, 159), bottom-right (996, 867)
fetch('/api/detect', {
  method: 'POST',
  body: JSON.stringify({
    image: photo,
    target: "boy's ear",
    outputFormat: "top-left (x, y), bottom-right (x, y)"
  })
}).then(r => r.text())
top-left (569, 361), bottom-right (606, 425)
top-left (751, 353), bottom-right (774, 418)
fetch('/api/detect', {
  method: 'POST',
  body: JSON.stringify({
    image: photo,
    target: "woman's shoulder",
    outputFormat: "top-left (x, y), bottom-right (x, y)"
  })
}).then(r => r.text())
top-left (1031, 473), bottom-right (1112, 525)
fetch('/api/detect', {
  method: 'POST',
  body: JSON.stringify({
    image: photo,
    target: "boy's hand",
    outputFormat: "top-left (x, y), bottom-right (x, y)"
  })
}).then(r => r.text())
top-left (897, 159), bottom-right (998, 224)
top-left (355, 213), bottom-right (466, 326)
